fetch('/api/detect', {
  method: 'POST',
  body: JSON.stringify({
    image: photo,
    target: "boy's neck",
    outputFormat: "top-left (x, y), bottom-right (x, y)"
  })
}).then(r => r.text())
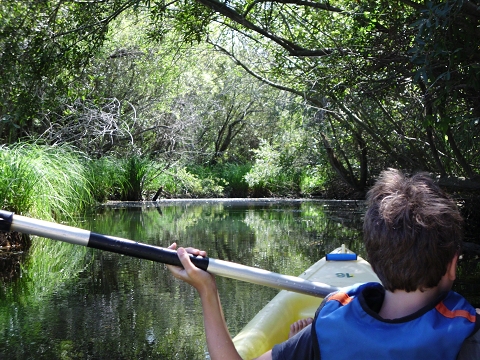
top-left (378, 287), bottom-right (444, 320)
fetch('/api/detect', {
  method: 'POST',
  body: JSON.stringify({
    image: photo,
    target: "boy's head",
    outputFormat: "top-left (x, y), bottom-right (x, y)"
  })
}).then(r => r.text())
top-left (363, 168), bottom-right (463, 292)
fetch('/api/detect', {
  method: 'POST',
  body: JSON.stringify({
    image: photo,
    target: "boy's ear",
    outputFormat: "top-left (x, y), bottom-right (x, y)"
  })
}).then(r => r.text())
top-left (446, 254), bottom-right (458, 281)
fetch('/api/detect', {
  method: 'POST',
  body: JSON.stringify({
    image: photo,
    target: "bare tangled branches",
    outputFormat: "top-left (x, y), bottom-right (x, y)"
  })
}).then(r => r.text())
top-left (39, 98), bottom-right (134, 156)
top-left (38, 96), bottom-right (204, 161)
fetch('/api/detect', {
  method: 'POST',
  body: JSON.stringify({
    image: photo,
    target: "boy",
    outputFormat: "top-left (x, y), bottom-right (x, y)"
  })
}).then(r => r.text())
top-left (167, 168), bottom-right (480, 359)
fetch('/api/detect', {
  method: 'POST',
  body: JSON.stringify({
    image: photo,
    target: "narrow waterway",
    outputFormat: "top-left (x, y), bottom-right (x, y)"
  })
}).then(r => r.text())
top-left (0, 199), bottom-right (477, 359)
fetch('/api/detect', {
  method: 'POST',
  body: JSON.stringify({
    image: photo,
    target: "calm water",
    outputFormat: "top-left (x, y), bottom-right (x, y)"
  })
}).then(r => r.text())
top-left (0, 199), bottom-right (477, 359)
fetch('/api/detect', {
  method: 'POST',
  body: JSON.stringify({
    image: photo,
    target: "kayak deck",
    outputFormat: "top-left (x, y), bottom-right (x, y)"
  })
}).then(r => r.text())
top-left (232, 246), bottom-right (380, 359)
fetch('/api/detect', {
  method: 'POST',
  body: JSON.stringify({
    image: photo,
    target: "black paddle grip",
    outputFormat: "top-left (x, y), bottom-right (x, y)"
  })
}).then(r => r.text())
top-left (88, 232), bottom-right (210, 271)
top-left (0, 210), bottom-right (13, 232)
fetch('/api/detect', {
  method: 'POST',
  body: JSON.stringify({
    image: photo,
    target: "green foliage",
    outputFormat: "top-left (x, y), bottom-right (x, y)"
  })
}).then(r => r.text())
top-left (149, 0), bottom-right (215, 44)
top-left (85, 157), bottom-right (121, 203)
top-left (0, 146), bottom-right (38, 214)
top-left (299, 166), bottom-right (329, 195)
top-left (156, 167), bottom-right (224, 198)
top-left (213, 163), bottom-right (251, 197)
top-left (244, 140), bottom-right (283, 193)
top-left (0, 1), bottom-right (114, 141)
top-left (188, 163), bottom-right (251, 197)
top-left (244, 124), bottom-right (332, 197)
top-left (407, 0), bottom-right (480, 130)
top-left (0, 144), bottom-right (93, 219)
top-left (0, 141), bottom-right (324, 211)
top-left (118, 155), bottom-right (153, 201)
top-left (2, 0), bottom-right (479, 191)
top-left (244, 140), bottom-right (307, 196)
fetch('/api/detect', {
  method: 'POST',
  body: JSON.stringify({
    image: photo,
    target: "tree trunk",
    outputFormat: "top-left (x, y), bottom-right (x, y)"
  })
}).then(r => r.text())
top-left (321, 132), bottom-right (362, 192)
top-left (445, 126), bottom-right (476, 178)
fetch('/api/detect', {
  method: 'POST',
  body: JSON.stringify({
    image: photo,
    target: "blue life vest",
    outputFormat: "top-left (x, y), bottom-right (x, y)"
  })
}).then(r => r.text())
top-left (315, 282), bottom-right (477, 360)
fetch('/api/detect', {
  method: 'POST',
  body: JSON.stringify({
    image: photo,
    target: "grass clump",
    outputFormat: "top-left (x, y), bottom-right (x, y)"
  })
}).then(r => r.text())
top-left (85, 156), bottom-right (120, 203)
top-left (0, 145), bottom-right (38, 214)
top-left (0, 143), bottom-right (93, 219)
top-left (0, 141), bottom-right (331, 214)
top-left (119, 155), bottom-right (153, 201)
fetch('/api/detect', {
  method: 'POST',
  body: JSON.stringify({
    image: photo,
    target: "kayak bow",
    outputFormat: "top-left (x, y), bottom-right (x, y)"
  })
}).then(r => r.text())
top-left (233, 246), bottom-right (380, 359)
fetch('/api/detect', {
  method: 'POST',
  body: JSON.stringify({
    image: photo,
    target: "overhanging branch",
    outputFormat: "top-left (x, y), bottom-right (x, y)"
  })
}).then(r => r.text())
top-left (196, 0), bottom-right (346, 56)
top-left (210, 41), bottom-right (306, 97)
top-left (243, 0), bottom-right (343, 17)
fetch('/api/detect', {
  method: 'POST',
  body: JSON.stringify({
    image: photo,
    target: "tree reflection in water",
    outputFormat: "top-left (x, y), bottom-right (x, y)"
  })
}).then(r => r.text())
top-left (0, 200), bottom-right (477, 359)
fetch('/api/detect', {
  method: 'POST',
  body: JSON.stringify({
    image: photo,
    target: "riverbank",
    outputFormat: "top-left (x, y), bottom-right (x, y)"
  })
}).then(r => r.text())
top-left (2, 192), bottom-right (480, 263)
top-left (0, 232), bottom-right (29, 280)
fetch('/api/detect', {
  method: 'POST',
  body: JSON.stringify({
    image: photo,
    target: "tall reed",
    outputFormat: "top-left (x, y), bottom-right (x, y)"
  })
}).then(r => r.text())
top-left (0, 145), bottom-right (38, 214)
top-left (86, 156), bottom-right (122, 202)
top-left (0, 143), bottom-right (93, 219)
top-left (120, 155), bottom-right (152, 201)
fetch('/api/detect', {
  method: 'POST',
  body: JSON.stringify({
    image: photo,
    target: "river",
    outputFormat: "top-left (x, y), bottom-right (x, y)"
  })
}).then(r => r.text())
top-left (0, 199), bottom-right (477, 359)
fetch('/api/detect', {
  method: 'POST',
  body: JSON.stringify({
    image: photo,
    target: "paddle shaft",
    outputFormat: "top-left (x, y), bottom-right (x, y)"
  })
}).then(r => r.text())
top-left (0, 210), bottom-right (339, 297)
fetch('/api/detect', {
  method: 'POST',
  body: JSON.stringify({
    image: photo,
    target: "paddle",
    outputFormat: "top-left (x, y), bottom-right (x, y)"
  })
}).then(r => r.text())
top-left (0, 210), bottom-right (339, 297)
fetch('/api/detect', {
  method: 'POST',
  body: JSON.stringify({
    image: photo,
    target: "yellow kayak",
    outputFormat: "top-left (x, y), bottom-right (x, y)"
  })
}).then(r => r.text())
top-left (232, 246), bottom-right (380, 360)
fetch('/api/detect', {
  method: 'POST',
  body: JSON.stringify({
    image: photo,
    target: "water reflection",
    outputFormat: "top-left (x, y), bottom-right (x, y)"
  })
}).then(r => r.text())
top-left (2, 199), bottom-right (472, 359)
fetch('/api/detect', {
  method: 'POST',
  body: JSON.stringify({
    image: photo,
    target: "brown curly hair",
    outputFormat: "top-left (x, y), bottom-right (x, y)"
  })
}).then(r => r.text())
top-left (363, 168), bottom-right (463, 292)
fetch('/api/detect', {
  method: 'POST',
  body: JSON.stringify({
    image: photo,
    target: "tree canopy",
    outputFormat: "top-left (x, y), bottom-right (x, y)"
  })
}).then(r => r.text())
top-left (1, 0), bottom-right (479, 191)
